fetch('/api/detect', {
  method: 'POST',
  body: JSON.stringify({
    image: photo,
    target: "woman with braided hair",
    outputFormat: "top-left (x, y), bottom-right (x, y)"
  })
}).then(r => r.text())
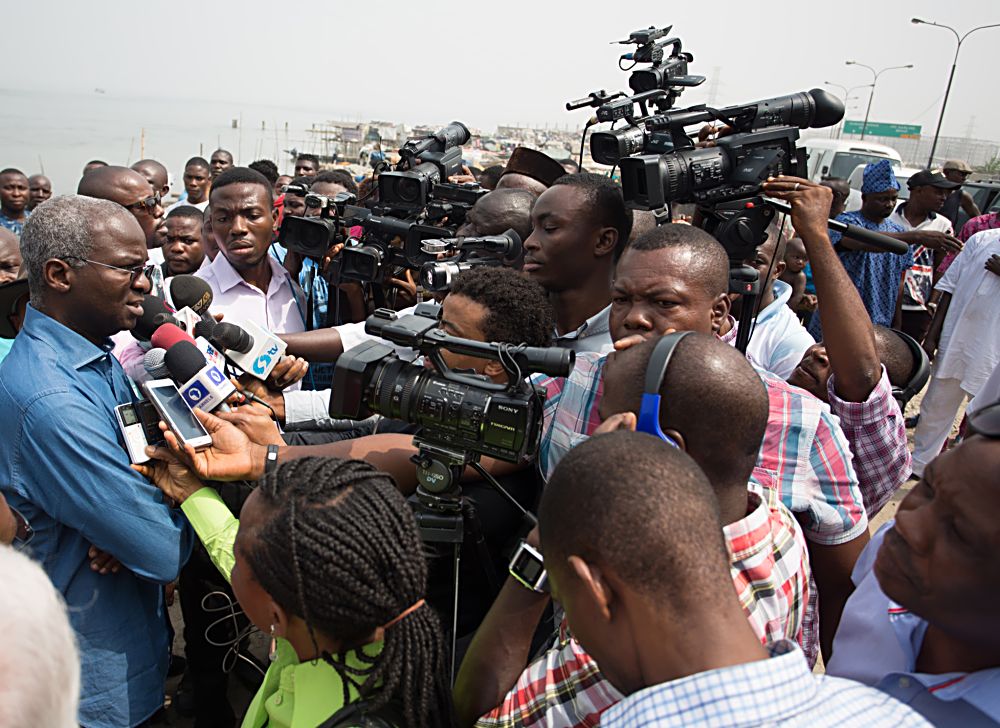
top-left (138, 454), bottom-right (454, 727)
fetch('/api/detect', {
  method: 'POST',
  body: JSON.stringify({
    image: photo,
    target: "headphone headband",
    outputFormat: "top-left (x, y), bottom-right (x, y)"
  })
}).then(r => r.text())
top-left (636, 332), bottom-right (691, 443)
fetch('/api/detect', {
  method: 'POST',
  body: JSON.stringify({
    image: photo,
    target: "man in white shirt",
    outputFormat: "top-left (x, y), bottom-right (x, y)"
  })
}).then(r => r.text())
top-left (197, 166), bottom-right (305, 387)
top-left (165, 157), bottom-right (212, 214)
top-left (911, 228), bottom-right (1000, 476)
top-left (888, 170), bottom-right (959, 342)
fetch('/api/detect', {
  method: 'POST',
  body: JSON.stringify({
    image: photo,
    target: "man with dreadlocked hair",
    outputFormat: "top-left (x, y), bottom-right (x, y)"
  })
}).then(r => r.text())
top-left (138, 454), bottom-right (454, 727)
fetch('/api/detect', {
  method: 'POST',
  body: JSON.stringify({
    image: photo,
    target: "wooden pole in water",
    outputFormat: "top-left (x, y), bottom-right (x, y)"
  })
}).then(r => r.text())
top-left (140, 128), bottom-right (145, 159)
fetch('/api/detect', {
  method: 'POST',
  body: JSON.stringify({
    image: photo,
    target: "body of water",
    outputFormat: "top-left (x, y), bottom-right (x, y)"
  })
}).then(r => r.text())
top-left (0, 89), bottom-right (361, 196)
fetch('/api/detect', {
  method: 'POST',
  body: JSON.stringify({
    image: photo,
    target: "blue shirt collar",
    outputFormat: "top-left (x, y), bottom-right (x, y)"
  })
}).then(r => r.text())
top-left (20, 304), bottom-right (116, 370)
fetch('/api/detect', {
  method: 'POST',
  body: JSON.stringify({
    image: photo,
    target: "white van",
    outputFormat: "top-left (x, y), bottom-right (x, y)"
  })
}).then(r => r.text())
top-left (799, 139), bottom-right (903, 182)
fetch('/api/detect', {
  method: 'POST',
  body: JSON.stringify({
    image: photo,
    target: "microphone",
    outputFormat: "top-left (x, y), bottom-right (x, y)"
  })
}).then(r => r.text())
top-left (169, 275), bottom-right (214, 316)
top-left (210, 322), bottom-right (254, 354)
top-left (151, 322), bottom-right (196, 351)
top-left (143, 348), bottom-right (171, 379)
top-left (168, 275), bottom-right (218, 338)
top-left (211, 316), bottom-right (287, 381)
top-left (133, 295), bottom-right (177, 342)
top-left (163, 340), bottom-right (236, 413)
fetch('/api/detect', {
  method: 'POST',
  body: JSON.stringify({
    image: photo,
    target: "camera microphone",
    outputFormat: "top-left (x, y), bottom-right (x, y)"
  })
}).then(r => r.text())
top-left (163, 340), bottom-right (236, 413)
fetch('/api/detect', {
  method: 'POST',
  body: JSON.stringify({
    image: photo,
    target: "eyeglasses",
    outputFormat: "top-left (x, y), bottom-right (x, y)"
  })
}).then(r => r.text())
top-left (967, 402), bottom-right (1000, 439)
top-left (123, 193), bottom-right (161, 214)
top-left (66, 257), bottom-right (156, 283)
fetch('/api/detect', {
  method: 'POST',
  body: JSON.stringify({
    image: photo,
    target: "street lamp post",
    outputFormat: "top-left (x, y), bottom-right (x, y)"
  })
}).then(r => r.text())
top-left (824, 81), bottom-right (871, 138)
top-left (845, 61), bottom-right (914, 140)
top-left (913, 18), bottom-right (1000, 168)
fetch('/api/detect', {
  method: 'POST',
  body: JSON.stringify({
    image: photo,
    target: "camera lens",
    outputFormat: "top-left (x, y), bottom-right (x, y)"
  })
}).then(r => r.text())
top-left (396, 177), bottom-right (422, 204)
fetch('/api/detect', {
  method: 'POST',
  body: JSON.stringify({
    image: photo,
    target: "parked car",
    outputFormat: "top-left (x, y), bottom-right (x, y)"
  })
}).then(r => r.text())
top-left (799, 138), bottom-right (903, 182)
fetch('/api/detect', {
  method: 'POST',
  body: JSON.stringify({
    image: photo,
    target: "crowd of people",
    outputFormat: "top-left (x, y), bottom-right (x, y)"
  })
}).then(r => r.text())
top-left (0, 134), bottom-right (998, 728)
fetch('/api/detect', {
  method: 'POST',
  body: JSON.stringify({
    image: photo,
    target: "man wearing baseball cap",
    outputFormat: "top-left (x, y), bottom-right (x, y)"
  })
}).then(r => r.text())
top-left (889, 170), bottom-right (959, 342)
top-left (940, 159), bottom-right (981, 229)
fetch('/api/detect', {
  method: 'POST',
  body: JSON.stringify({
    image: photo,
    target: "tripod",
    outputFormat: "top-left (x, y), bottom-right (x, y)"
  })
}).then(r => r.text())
top-left (409, 438), bottom-right (535, 683)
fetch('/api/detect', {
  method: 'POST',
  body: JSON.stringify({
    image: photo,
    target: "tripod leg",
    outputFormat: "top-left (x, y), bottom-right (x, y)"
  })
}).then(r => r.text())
top-left (450, 541), bottom-right (461, 686)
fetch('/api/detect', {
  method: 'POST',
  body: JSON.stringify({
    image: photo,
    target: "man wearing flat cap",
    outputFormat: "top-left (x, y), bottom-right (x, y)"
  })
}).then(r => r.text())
top-left (940, 159), bottom-right (981, 229)
top-left (889, 170), bottom-right (959, 341)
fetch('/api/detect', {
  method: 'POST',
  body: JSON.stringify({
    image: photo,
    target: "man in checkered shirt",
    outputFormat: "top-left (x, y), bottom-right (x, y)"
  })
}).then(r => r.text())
top-left (537, 432), bottom-right (928, 728)
top-left (456, 334), bottom-right (810, 728)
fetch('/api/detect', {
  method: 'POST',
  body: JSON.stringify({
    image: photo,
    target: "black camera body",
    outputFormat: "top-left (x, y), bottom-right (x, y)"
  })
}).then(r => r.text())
top-left (339, 214), bottom-right (444, 283)
top-left (329, 307), bottom-right (574, 470)
top-left (277, 192), bottom-right (370, 260)
top-left (601, 88), bottom-right (844, 209)
top-left (378, 122), bottom-right (471, 213)
top-left (617, 25), bottom-right (704, 106)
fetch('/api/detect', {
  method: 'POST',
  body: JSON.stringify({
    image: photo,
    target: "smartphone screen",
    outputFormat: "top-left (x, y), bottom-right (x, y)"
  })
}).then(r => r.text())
top-left (144, 381), bottom-right (210, 444)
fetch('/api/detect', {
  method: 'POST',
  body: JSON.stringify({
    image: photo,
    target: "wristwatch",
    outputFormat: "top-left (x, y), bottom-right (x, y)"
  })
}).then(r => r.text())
top-left (264, 444), bottom-right (280, 476)
top-left (509, 540), bottom-right (548, 593)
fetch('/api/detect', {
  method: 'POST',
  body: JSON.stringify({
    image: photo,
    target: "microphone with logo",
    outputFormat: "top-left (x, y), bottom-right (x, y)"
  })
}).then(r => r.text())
top-left (163, 340), bottom-right (237, 413)
top-left (167, 275), bottom-right (218, 338)
top-left (168, 274), bottom-right (288, 381)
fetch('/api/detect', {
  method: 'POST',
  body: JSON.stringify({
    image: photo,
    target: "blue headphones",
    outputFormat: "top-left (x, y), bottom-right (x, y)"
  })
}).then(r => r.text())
top-left (635, 331), bottom-right (691, 446)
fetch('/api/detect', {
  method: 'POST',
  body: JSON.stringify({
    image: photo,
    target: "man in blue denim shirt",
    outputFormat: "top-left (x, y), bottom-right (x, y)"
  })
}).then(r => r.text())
top-left (0, 195), bottom-right (193, 728)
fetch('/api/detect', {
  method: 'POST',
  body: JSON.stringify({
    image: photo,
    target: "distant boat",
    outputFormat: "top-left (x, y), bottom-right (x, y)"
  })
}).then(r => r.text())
top-left (94, 88), bottom-right (106, 94)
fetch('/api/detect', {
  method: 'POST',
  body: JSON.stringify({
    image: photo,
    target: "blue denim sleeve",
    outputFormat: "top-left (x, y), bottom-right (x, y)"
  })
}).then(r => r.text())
top-left (14, 391), bottom-right (193, 583)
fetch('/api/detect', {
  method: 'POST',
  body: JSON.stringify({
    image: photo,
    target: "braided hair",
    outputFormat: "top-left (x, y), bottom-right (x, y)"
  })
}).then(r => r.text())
top-left (245, 457), bottom-right (454, 727)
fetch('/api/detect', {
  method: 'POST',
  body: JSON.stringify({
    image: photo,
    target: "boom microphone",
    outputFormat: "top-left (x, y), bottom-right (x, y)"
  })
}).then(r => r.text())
top-left (163, 340), bottom-right (236, 413)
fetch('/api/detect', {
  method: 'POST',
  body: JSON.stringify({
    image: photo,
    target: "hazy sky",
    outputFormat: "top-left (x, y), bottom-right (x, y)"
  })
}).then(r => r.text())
top-left (5, 0), bottom-right (998, 138)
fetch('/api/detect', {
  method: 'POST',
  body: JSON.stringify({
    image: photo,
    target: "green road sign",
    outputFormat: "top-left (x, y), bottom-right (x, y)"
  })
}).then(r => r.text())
top-left (843, 121), bottom-right (922, 139)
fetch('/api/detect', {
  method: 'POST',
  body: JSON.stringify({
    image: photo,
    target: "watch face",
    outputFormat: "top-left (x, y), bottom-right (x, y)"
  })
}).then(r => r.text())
top-left (518, 555), bottom-right (545, 583)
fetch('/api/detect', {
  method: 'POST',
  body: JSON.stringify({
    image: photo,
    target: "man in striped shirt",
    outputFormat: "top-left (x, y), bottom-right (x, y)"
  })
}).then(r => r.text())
top-left (455, 334), bottom-right (810, 727)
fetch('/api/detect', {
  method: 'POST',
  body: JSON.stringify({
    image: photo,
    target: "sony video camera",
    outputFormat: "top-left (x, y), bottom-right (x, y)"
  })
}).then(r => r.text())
top-left (418, 228), bottom-right (523, 292)
top-left (329, 306), bottom-right (574, 481)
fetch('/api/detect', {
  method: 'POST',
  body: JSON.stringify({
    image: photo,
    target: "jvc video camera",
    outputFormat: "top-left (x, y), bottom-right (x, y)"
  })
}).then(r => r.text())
top-left (329, 306), bottom-right (574, 474)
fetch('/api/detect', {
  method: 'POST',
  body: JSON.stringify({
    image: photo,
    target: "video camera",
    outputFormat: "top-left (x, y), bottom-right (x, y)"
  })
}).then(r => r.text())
top-left (606, 89), bottom-right (844, 209)
top-left (329, 305), bottom-right (574, 492)
top-left (419, 228), bottom-right (523, 292)
top-left (378, 121), bottom-right (472, 215)
top-left (277, 191), bottom-right (371, 260)
top-left (338, 214), bottom-right (444, 284)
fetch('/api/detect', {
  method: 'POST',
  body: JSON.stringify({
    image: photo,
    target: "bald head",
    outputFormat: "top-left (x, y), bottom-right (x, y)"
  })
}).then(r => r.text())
top-left (540, 430), bottom-right (729, 605)
top-left (78, 166), bottom-right (163, 246)
top-left (601, 333), bottom-right (768, 501)
top-left (458, 188), bottom-right (537, 243)
top-left (130, 159), bottom-right (169, 197)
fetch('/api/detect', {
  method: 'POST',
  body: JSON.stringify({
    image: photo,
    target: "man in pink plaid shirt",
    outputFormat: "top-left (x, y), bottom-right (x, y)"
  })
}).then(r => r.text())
top-left (455, 334), bottom-right (810, 728)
